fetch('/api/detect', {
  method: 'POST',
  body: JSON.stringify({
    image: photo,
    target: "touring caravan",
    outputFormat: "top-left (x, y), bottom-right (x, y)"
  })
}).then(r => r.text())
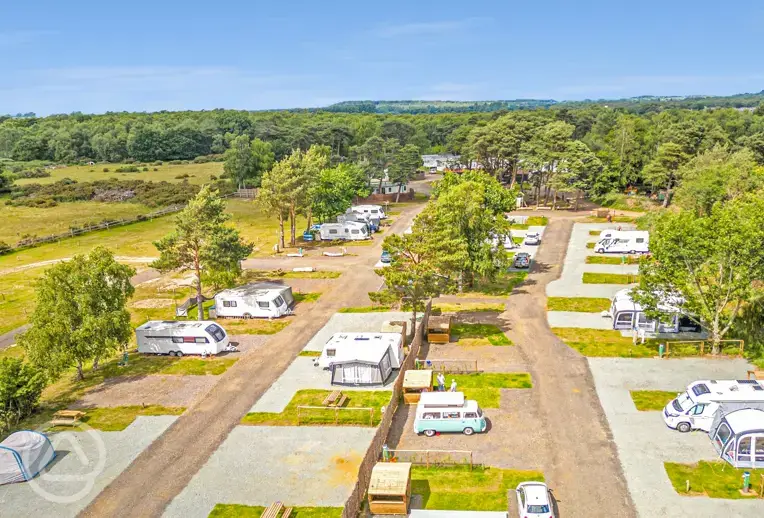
top-left (607, 288), bottom-right (700, 333)
top-left (413, 392), bottom-right (487, 436)
top-left (213, 283), bottom-right (294, 319)
top-left (351, 204), bottom-right (387, 220)
top-left (663, 379), bottom-right (764, 432)
top-left (319, 221), bottom-right (371, 241)
top-left (315, 332), bottom-right (404, 386)
top-left (135, 320), bottom-right (229, 356)
top-left (594, 231), bottom-right (649, 254)
top-left (339, 209), bottom-right (379, 232)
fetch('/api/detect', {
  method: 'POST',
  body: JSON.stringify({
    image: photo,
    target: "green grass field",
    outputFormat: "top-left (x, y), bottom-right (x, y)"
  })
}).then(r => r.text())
top-left (630, 390), bottom-right (677, 411)
top-left (0, 265), bottom-right (45, 334)
top-left (457, 272), bottom-right (527, 298)
top-left (451, 323), bottom-right (512, 346)
top-left (582, 272), bottom-right (639, 284)
top-left (585, 255), bottom-right (641, 265)
top-left (664, 461), bottom-right (762, 499)
top-left (14, 162), bottom-right (223, 186)
top-left (433, 302), bottom-right (505, 313)
top-left (546, 297), bottom-right (611, 312)
top-left (510, 216), bottom-right (548, 229)
top-left (412, 465), bottom-right (544, 511)
top-left (241, 389), bottom-right (392, 426)
top-left (435, 373), bottom-right (532, 407)
top-left (53, 405), bottom-right (185, 432)
top-left (209, 506), bottom-right (342, 518)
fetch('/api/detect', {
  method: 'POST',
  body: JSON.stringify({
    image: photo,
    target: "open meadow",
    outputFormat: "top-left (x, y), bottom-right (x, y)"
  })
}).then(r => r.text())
top-left (13, 162), bottom-right (223, 186)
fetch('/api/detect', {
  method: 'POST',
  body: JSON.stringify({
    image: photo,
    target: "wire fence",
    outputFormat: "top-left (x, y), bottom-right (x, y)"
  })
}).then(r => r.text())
top-left (415, 358), bottom-right (479, 373)
top-left (383, 449), bottom-right (477, 469)
top-left (296, 406), bottom-right (375, 426)
top-left (663, 339), bottom-right (744, 358)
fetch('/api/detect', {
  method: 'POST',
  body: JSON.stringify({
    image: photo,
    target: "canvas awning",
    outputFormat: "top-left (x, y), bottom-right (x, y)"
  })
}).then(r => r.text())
top-left (368, 462), bottom-right (412, 496)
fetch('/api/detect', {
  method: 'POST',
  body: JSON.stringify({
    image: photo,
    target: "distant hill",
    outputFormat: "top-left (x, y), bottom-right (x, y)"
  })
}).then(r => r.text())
top-left (322, 91), bottom-right (764, 114)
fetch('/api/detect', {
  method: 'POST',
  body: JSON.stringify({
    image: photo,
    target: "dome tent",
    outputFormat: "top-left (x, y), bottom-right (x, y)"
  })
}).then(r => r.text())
top-left (0, 430), bottom-right (56, 485)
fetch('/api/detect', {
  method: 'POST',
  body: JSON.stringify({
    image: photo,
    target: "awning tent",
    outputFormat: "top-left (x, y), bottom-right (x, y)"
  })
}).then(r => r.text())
top-left (0, 431), bottom-right (56, 485)
top-left (709, 408), bottom-right (764, 468)
top-left (330, 345), bottom-right (395, 386)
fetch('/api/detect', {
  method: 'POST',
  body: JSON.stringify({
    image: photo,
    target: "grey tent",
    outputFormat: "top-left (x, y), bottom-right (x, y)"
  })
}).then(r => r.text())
top-left (709, 407), bottom-right (764, 468)
top-left (0, 431), bottom-right (56, 485)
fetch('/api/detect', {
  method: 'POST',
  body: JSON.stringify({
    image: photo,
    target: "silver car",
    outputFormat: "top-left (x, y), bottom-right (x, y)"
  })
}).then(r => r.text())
top-left (524, 232), bottom-right (541, 245)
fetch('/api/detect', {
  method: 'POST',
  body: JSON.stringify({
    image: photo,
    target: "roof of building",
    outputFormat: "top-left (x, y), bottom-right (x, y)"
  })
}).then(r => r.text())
top-left (724, 408), bottom-right (764, 432)
top-left (368, 462), bottom-right (412, 496)
top-left (403, 369), bottom-right (432, 389)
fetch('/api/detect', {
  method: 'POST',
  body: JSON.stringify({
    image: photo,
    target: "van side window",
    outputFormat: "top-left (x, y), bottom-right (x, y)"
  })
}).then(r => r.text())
top-left (690, 404), bottom-right (706, 415)
top-left (443, 411), bottom-right (460, 419)
top-left (423, 412), bottom-right (441, 419)
top-left (223, 300), bottom-right (237, 308)
top-left (464, 412), bottom-right (478, 418)
top-left (172, 337), bottom-right (183, 343)
top-left (194, 337), bottom-right (209, 344)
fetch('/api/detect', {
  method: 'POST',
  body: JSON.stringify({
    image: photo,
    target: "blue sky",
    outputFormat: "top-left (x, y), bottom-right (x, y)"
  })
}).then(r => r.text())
top-left (1, 0), bottom-right (763, 115)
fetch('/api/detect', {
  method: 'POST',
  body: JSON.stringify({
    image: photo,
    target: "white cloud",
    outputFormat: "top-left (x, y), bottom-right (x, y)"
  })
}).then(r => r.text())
top-left (373, 18), bottom-right (488, 38)
top-left (0, 30), bottom-right (57, 48)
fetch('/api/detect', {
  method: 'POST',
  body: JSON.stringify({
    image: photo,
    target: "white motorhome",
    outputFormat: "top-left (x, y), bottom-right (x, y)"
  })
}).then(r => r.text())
top-left (594, 231), bottom-right (649, 254)
top-left (315, 332), bottom-right (404, 386)
top-left (351, 204), bottom-right (387, 220)
top-left (213, 283), bottom-right (294, 319)
top-left (135, 320), bottom-right (229, 356)
top-left (663, 379), bottom-right (764, 432)
top-left (607, 288), bottom-right (701, 333)
top-left (319, 221), bottom-right (371, 241)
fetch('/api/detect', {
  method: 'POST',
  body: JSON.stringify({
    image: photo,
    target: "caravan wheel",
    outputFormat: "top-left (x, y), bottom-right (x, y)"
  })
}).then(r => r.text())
top-left (175, 351), bottom-right (184, 358)
top-left (629, 250), bottom-right (636, 254)
top-left (243, 313), bottom-right (252, 319)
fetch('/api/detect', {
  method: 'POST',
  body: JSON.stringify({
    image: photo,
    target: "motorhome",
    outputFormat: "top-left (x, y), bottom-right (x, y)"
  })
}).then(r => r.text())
top-left (663, 379), bottom-right (764, 432)
top-left (316, 332), bottom-right (404, 386)
top-left (135, 320), bottom-right (229, 356)
top-left (351, 204), bottom-right (387, 220)
top-left (594, 231), bottom-right (649, 254)
top-left (413, 392), bottom-right (487, 436)
top-left (319, 221), bottom-right (371, 241)
top-left (338, 209), bottom-right (379, 232)
top-left (607, 288), bottom-right (701, 333)
top-left (213, 283), bottom-right (294, 319)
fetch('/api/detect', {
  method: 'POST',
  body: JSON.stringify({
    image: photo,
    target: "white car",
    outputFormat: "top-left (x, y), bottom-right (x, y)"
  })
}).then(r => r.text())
top-left (516, 482), bottom-right (554, 518)
top-left (524, 232), bottom-right (541, 245)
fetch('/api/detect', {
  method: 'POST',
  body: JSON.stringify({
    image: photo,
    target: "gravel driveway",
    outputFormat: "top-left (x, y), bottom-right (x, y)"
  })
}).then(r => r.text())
top-left (588, 357), bottom-right (764, 517)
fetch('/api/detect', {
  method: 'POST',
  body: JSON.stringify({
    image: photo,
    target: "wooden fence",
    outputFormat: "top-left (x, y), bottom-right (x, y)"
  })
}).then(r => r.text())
top-left (296, 406), bottom-right (374, 426)
top-left (663, 339), bottom-right (744, 358)
top-left (340, 301), bottom-right (431, 518)
top-left (383, 449), bottom-right (476, 469)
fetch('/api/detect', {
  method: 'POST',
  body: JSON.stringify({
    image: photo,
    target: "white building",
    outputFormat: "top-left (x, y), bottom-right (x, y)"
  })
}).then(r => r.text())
top-left (315, 332), bottom-right (404, 386)
top-left (372, 181), bottom-right (409, 195)
top-left (213, 282), bottom-right (294, 319)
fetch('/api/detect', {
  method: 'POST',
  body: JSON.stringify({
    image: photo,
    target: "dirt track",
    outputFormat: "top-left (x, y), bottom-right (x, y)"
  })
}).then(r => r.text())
top-left (79, 204), bottom-right (423, 518)
top-left (505, 218), bottom-right (636, 517)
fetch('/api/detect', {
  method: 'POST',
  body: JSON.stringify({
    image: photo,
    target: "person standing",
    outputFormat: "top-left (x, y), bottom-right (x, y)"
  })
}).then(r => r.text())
top-left (450, 379), bottom-right (457, 392)
top-left (437, 372), bottom-right (446, 391)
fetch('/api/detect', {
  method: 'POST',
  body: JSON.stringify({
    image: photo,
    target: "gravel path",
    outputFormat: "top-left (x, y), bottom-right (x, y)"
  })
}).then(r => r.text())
top-left (74, 376), bottom-right (220, 409)
top-left (0, 416), bottom-right (177, 518)
top-left (588, 357), bottom-right (764, 517)
top-left (302, 311), bottom-right (413, 352)
top-left (547, 311), bottom-right (612, 329)
top-left (80, 201), bottom-right (426, 518)
top-left (546, 223), bottom-right (638, 298)
top-left (163, 426), bottom-right (377, 518)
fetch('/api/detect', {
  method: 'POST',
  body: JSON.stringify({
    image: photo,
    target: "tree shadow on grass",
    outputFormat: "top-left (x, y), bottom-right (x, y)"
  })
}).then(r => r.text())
top-left (410, 480), bottom-right (431, 509)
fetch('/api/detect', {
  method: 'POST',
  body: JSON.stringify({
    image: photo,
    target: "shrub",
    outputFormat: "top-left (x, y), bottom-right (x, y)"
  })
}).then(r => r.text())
top-left (115, 166), bottom-right (140, 173)
top-left (142, 166), bottom-right (149, 172)
top-left (0, 241), bottom-right (11, 255)
top-left (169, 160), bottom-right (182, 165)
top-left (175, 173), bottom-right (190, 179)
top-left (15, 168), bottom-right (51, 179)
top-left (153, 167), bottom-right (158, 171)
top-left (153, 160), bottom-right (163, 166)
top-left (209, 174), bottom-right (218, 181)
top-left (103, 167), bottom-right (110, 172)
top-left (0, 358), bottom-right (47, 433)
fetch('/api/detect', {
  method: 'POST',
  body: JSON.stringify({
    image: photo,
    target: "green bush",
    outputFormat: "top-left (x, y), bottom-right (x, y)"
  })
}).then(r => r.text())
top-left (15, 168), bottom-right (51, 179)
top-left (103, 167), bottom-right (110, 172)
top-left (0, 241), bottom-right (11, 255)
top-left (0, 358), bottom-right (47, 433)
top-left (115, 166), bottom-right (140, 173)
top-left (153, 167), bottom-right (158, 171)
top-left (153, 160), bottom-right (163, 165)
top-left (142, 166), bottom-right (149, 172)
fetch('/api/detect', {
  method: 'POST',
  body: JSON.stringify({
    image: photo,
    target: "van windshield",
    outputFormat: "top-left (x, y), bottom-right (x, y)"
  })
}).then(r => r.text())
top-left (673, 393), bottom-right (693, 413)
top-left (273, 295), bottom-right (285, 307)
top-left (477, 407), bottom-right (483, 418)
top-left (599, 239), bottom-right (611, 247)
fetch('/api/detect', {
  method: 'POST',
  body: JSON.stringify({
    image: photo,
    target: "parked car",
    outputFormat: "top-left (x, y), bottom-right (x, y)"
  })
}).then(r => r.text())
top-left (524, 232), bottom-right (541, 245)
top-left (513, 252), bottom-right (531, 269)
top-left (515, 482), bottom-right (554, 518)
top-left (380, 250), bottom-right (392, 264)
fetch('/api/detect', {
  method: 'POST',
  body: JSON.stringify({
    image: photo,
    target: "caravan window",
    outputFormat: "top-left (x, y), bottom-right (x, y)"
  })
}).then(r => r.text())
top-left (205, 324), bottom-right (226, 342)
top-left (715, 423), bottom-right (732, 448)
top-left (257, 301), bottom-right (270, 309)
top-left (351, 229), bottom-right (360, 235)
top-left (329, 229), bottom-right (338, 235)
top-left (636, 238), bottom-right (645, 243)
top-left (464, 412), bottom-right (478, 418)
top-left (172, 337), bottom-right (183, 343)
top-left (194, 337), bottom-right (209, 344)
top-left (223, 300), bottom-right (237, 308)
top-left (273, 296), bottom-right (285, 307)
top-left (443, 411), bottom-right (460, 419)
top-left (326, 348), bottom-right (336, 357)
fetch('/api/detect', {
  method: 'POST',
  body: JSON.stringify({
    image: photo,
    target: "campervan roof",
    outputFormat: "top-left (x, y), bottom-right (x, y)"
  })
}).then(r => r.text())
top-left (724, 408), bottom-right (764, 433)
top-left (687, 380), bottom-right (764, 403)
top-left (137, 320), bottom-right (210, 332)
top-left (611, 288), bottom-right (682, 314)
top-left (419, 392), bottom-right (466, 408)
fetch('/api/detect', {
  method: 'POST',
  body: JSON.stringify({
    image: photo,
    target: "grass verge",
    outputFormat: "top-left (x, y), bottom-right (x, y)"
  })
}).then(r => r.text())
top-left (54, 405), bottom-right (185, 432)
top-left (664, 461), bottom-right (760, 499)
top-left (209, 505), bottom-right (342, 518)
top-left (586, 255), bottom-right (640, 265)
top-left (546, 297), bottom-right (611, 312)
top-left (298, 350), bottom-right (321, 357)
top-left (434, 373), bottom-right (532, 407)
top-left (586, 242), bottom-right (596, 249)
top-left (218, 318), bottom-right (290, 334)
top-left (584, 216), bottom-right (637, 223)
top-left (457, 272), bottom-right (527, 298)
top-left (451, 323), bottom-right (512, 346)
top-left (243, 269), bottom-right (342, 280)
top-left (241, 389), bottom-right (392, 426)
top-left (294, 292), bottom-right (322, 303)
top-left (582, 272), bottom-right (638, 284)
top-left (630, 390), bottom-right (677, 411)
top-left (338, 306), bottom-right (393, 313)
top-left (433, 302), bottom-right (504, 314)
top-left (412, 465), bottom-right (544, 511)
top-left (510, 216), bottom-right (548, 229)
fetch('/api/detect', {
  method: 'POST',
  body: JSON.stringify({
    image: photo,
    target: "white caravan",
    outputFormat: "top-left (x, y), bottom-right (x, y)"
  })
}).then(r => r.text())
top-left (135, 320), bottom-right (229, 356)
top-left (315, 332), bottom-right (404, 369)
top-left (607, 288), bottom-right (701, 333)
top-left (319, 221), bottom-right (370, 241)
top-left (594, 231), bottom-right (649, 254)
top-left (213, 283), bottom-right (294, 319)
top-left (352, 204), bottom-right (387, 220)
top-left (663, 379), bottom-right (764, 432)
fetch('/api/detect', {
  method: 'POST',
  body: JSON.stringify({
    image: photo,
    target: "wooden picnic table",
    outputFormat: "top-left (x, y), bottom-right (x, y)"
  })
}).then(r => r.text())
top-left (50, 410), bottom-right (86, 427)
top-left (322, 390), bottom-right (347, 407)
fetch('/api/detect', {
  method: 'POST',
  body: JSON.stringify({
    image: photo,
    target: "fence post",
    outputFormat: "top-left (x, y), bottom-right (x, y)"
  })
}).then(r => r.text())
top-left (700, 341), bottom-right (704, 356)
top-left (369, 408), bottom-right (373, 427)
top-left (666, 342), bottom-right (670, 357)
top-left (470, 451), bottom-right (473, 471)
top-left (335, 407), bottom-right (339, 424)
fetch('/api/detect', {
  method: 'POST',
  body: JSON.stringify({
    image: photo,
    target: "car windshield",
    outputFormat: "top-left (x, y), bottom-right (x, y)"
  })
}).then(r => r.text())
top-left (673, 393), bottom-right (693, 412)
top-left (527, 504), bottom-right (550, 513)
